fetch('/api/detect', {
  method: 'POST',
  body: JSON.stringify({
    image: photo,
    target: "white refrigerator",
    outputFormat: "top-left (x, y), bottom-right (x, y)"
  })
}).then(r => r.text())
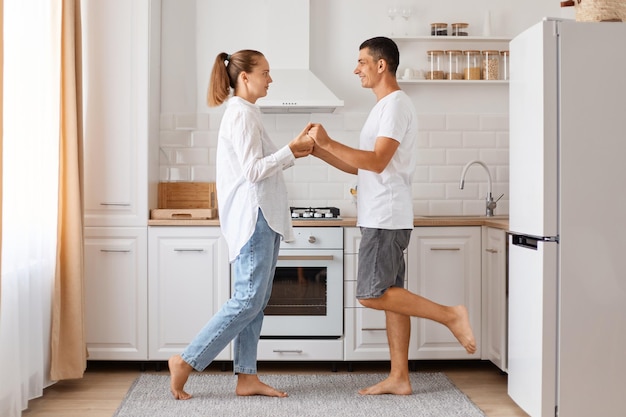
top-left (508, 19), bottom-right (626, 417)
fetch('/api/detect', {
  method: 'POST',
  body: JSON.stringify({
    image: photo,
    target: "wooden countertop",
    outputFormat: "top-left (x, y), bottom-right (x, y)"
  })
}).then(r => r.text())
top-left (148, 216), bottom-right (509, 230)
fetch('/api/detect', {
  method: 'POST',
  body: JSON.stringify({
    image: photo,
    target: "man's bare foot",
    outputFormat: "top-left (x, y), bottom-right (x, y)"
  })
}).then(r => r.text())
top-left (448, 305), bottom-right (477, 354)
top-left (235, 374), bottom-right (288, 397)
top-left (358, 376), bottom-right (412, 395)
top-left (168, 355), bottom-right (193, 400)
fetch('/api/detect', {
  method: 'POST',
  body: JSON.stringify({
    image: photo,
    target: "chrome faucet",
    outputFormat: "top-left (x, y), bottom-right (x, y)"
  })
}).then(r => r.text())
top-left (459, 160), bottom-right (503, 217)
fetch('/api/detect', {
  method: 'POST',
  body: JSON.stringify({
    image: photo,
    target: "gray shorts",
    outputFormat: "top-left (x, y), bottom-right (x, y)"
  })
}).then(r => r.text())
top-left (356, 227), bottom-right (412, 299)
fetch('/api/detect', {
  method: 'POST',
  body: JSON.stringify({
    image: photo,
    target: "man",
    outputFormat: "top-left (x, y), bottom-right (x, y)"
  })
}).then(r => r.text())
top-left (308, 36), bottom-right (476, 396)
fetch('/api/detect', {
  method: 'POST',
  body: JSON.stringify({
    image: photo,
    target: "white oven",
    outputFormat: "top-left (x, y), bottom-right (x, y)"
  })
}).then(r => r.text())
top-left (259, 227), bottom-right (343, 338)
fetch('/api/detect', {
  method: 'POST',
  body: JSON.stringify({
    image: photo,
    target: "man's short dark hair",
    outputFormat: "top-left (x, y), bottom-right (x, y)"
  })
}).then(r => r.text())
top-left (359, 36), bottom-right (400, 74)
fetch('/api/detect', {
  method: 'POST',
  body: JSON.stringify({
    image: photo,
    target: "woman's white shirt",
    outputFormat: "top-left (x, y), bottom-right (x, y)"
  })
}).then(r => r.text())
top-left (216, 96), bottom-right (295, 262)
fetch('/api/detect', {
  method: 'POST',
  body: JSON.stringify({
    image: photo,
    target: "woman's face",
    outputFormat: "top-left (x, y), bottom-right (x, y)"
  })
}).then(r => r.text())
top-left (241, 56), bottom-right (273, 102)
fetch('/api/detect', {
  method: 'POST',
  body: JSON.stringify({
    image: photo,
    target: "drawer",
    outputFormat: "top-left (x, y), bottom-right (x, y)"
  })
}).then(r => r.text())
top-left (257, 339), bottom-right (343, 361)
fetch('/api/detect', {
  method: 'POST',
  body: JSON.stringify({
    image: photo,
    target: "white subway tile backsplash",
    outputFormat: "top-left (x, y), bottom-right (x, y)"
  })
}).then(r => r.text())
top-left (416, 148), bottom-right (446, 166)
top-left (463, 131), bottom-right (497, 148)
top-left (310, 182), bottom-right (344, 200)
top-left (429, 131), bottom-right (463, 147)
top-left (446, 114), bottom-right (480, 131)
top-left (159, 111), bottom-right (510, 216)
top-left (191, 165), bottom-right (214, 182)
top-left (175, 148), bottom-right (210, 165)
top-left (160, 130), bottom-right (192, 146)
top-left (344, 113), bottom-right (369, 131)
top-left (292, 165), bottom-right (329, 182)
top-left (417, 114), bottom-right (446, 131)
top-left (276, 114), bottom-right (312, 131)
top-left (174, 113), bottom-right (199, 130)
top-left (446, 149), bottom-right (481, 165)
top-left (191, 131), bottom-right (214, 147)
top-left (480, 114), bottom-right (509, 131)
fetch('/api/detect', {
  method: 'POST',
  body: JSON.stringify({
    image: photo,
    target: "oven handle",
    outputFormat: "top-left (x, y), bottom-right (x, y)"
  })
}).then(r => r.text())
top-left (277, 255), bottom-right (335, 261)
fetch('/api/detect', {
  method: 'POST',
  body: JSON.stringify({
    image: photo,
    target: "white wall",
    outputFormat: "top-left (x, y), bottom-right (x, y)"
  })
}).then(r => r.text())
top-left (158, 0), bottom-right (574, 217)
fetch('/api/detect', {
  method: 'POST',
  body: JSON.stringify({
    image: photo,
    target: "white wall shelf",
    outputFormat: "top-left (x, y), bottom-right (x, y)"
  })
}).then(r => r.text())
top-left (399, 79), bottom-right (508, 85)
top-left (392, 36), bottom-right (512, 42)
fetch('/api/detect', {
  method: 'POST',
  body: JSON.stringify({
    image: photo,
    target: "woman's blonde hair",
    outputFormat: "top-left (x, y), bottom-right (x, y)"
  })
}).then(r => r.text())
top-left (207, 49), bottom-right (265, 107)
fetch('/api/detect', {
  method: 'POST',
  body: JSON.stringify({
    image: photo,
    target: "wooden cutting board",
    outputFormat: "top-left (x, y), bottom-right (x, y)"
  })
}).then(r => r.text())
top-left (158, 182), bottom-right (217, 209)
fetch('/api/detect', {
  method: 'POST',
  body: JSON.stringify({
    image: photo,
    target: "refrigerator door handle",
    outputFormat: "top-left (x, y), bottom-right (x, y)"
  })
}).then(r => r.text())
top-left (510, 233), bottom-right (558, 250)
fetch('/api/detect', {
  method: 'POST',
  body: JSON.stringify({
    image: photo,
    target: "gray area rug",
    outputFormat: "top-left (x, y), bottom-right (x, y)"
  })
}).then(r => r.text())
top-left (112, 372), bottom-right (486, 417)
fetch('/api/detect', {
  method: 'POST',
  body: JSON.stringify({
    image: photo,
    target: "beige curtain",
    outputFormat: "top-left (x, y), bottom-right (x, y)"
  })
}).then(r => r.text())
top-left (50, 0), bottom-right (85, 380)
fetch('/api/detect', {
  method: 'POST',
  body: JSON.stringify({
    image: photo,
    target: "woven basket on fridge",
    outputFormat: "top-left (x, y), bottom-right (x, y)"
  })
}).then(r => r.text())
top-left (561, 0), bottom-right (626, 21)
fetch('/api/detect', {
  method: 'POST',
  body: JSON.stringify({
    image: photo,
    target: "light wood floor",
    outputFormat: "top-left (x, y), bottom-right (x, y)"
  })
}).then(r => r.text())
top-left (22, 360), bottom-right (529, 417)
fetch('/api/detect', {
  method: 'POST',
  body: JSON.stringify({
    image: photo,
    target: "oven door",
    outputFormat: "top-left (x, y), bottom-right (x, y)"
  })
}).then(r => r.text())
top-left (260, 249), bottom-right (343, 338)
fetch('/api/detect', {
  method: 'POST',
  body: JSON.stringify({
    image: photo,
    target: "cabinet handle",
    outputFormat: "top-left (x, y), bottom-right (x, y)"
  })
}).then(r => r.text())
top-left (100, 249), bottom-right (131, 253)
top-left (485, 248), bottom-right (498, 253)
top-left (430, 248), bottom-right (460, 251)
top-left (277, 255), bottom-right (334, 261)
top-left (361, 327), bottom-right (386, 331)
top-left (174, 249), bottom-right (205, 252)
top-left (272, 349), bottom-right (303, 353)
top-left (99, 202), bottom-right (131, 206)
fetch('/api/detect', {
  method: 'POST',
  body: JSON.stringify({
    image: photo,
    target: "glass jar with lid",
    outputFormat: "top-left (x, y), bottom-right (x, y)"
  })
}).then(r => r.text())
top-left (430, 23), bottom-right (448, 36)
top-left (426, 50), bottom-right (444, 80)
top-left (451, 22), bottom-right (469, 36)
top-left (463, 50), bottom-right (481, 80)
top-left (481, 50), bottom-right (500, 80)
top-left (444, 50), bottom-right (463, 80)
top-left (500, 50), bottom-right (510, 80)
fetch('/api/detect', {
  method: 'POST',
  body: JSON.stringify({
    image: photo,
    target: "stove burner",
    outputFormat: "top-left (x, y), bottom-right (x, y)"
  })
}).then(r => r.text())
top-left (290, 206), bottom-right (341, 219)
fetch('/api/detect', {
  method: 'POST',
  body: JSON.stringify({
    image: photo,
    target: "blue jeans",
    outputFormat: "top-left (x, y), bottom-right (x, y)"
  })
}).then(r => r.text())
top-left (181, 210), bottom-right (280, 374)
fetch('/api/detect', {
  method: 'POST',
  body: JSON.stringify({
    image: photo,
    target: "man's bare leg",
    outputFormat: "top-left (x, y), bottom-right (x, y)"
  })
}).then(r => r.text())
top-left (168, 355), bottom-right (193, 400)
top-left (235, 373), bottom-right (288, 397)
top-left (359, 311), bottom-right (412, 395)
top-left (360, 287), bottom-right (476, 354)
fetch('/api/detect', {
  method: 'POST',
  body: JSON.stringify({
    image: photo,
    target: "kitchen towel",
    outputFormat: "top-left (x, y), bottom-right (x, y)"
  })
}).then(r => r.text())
top-left (112, 372), bottom-right (486, 417)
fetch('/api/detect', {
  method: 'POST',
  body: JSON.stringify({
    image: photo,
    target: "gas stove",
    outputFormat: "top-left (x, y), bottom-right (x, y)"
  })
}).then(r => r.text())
top-left (290, 206), bottom-right (341, 220)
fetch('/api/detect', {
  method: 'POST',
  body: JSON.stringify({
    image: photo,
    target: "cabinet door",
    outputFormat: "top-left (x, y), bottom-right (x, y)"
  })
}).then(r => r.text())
top-left (408, 227), bottom-right (481, 359)
top-left (148, 227), bottom-right (231, 360)
top-left (84, 227), bottom-right (148, 360)
top-left (82, 0), bottom-right (150, 227)
top-left (482, 226), bottom-right (507, 371)
top-left (343, 228), bottom-right (416, 360)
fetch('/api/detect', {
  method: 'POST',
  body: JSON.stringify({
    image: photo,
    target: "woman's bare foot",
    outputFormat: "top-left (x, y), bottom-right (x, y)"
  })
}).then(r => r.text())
top-left (448, 305), bottom-right (477, 354)
top-left (358, 376), bottom-right (412, 395)
top-left (235, 374), bottom-right (288, 397)
top-left (168, 355), bottom-right (193, 400)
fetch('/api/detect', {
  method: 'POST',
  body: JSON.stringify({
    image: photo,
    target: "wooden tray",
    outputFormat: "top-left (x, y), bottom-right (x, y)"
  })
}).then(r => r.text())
top-left (150, 208), bottom-right (217, 220)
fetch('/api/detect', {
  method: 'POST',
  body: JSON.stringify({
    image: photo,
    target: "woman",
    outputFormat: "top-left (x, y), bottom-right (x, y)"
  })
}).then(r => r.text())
top-left (168, 50), bottom-right (314, 400)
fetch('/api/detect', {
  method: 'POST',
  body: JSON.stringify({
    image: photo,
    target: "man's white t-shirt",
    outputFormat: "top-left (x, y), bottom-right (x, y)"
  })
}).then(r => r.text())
top-left (216, 96), bottom-right (295, 262)
top-left (356, 90), bottom-right (417, 230)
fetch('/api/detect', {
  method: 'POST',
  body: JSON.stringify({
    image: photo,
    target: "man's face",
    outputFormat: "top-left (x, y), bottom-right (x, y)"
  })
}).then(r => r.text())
top-left (353, 47), bottom-right (382, 88)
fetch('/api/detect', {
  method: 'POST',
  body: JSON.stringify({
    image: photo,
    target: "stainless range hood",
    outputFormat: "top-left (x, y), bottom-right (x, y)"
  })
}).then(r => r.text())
top-left (255, 0), bottom-right (343, 113)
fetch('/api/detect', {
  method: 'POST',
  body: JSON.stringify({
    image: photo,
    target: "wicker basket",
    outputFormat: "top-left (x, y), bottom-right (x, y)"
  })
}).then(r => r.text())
top-left (561, 0), bottom-right (626, 22)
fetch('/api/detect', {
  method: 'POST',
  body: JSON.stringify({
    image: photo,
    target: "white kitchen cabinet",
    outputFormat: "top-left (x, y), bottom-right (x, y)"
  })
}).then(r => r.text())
top-left (84, 227), bottom-right (148, 360)
top-left (481, 226), bottom-right (508, 371)
top-left (148, 226), bottom-right (231, 360)
top-left (82, 0), bottom-right (158, 227)
top-left (407, 227), bottom-right (482, 359)
top-left (343, 228), bottom-right (417, 361)
top-left (81, 0), bottom-right (160, 361)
